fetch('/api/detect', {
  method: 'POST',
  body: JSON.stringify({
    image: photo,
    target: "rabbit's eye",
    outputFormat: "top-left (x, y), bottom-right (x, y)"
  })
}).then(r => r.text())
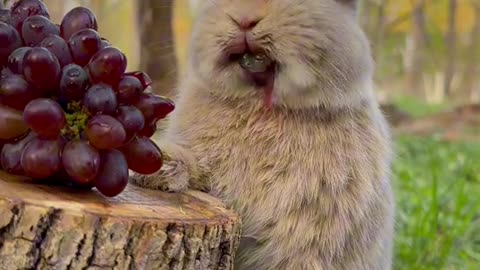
top-left (239, 53), bottom-right (272, 73)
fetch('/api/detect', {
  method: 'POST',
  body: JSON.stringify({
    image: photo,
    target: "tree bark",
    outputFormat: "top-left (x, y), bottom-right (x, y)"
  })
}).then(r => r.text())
top-left (138, 0), bottom-right (177, 99)
top-left (443, 0), bottom-right (457, 98)
top-left (460, 1), bottom-right (480, 102)
top-left (0, 171), bottom-right (241, 270)
top-left (404, 0), bottom-right (427, 98)
top-left (373, 0), bottom-right (388, 64)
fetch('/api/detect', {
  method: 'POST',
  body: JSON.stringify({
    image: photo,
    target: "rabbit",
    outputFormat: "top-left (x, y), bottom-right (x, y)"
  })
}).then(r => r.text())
top-left (132, 0), bottom-right (395, 269)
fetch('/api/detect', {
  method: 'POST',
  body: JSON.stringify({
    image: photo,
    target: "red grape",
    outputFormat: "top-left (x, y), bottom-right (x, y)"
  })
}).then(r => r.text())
top-left (85, 114), bottom-right (126, 149)
top-left (83, 83), bottom-right (117, 115)
top-left (93, 149), bottom-right (128, 197)
top-left (0, 74), bottom-right (38, 110)
top-left (60, 6), bottom-right (97, 41)
top-left (62, 140), bottom-right (100, 184)
top-left (68, 28), bottom-right (101, 67)
top-left (59, 63), bottom-right (89, 101)
top-left (66, 181), bottom-right (95, 190)
top-left (0, 9), bottom-right (10, 24)
top-left (0, 104), bottom-right (29, 140)
top-left (116, 75), bottom-right (143, 104)
top-left (21, 15), bottom-right (59, 46)
top-left (7, 47), bottom-right (31, 74)
top-left (23, 47), bottom-right (61, 92)
top-left (21, 136), bottom-right (63, 179)
top-left (100, 38), bottom-right (110, 49)
top-left (0, 22), bottom-right (23, 66)
top-left (0, 131), bottom-right (35, 175)
top-left (138, 123), bottom-right (157, 138)
top-left (120, 136), bottom-right (163, 174)
top-left (23, 98), bottom-right (66, 139)
top-left (9, 0), bottom-right (50, 32)
top-left (124, 71), bottom-right (152, 90)
top-left (87, 47), bottom-right (127, 86)
top-left (40, 35), bottom-right (73, 67)
top-left (1, 68), bottom-right (14, 79)
top-left (133, 94), bottom-right (175, 124)
top-left (116, 105), bottom-right (145, 143)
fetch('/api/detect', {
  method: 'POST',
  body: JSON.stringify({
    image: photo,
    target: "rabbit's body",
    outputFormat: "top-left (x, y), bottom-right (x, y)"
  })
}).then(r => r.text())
top-left (134, 0), bottom-right (395, 269)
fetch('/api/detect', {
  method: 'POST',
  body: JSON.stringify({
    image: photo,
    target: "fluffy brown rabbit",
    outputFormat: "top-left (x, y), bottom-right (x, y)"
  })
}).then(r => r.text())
top-left (133, 0), bottom-right (395, 269)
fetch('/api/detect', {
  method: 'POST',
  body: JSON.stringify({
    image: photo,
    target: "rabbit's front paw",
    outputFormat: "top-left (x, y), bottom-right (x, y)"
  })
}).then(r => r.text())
top-left (130, 158), bottom-right (190, 192)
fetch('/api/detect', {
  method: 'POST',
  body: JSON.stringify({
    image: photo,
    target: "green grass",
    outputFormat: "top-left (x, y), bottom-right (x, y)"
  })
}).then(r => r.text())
top-left (392, 135), bottom-right (480, 270)
top-left (392, 96), bottom-right (452, 118)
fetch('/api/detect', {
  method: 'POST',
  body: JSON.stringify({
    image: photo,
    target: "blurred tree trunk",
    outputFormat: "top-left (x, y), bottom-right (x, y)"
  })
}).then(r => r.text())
top-left (460, 1), bottom-right (480, 102)
top-left (373, 0), bottom-right (388, 63)
top-left (358, 0), bottom-right (375, 39)
top-left (138, 0), bottom-right (177, 99)
top-left (42, 0), bottom-right (65, 22)
top-left (443, 0), bottom-right (457, 98)
top-left (404, 0), bottom-right (427, 98)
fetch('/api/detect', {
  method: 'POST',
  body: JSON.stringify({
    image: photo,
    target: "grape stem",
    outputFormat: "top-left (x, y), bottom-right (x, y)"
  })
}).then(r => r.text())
top-left (61, 101), bottom-right (89, 140)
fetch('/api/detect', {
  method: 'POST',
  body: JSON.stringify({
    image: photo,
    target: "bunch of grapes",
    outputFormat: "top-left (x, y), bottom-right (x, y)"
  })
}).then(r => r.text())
top-left (0, 0), bottom-right (175, 197)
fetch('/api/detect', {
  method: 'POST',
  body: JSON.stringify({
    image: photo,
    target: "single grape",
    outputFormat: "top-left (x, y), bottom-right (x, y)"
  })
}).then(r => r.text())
top-left (0, 139), bottom-right (5, 151)
top-left (62, 140), bottom-right (100, 184)
top-left (68, 28), bottom-right (101, 67)
top-left (0, 74), bottom-right (38, 110)
top-left (0, 22), bottom-right (22, 66)
top-left (60, 6), bottom-right (97, 41)
top-left (133, 94), bottom-right (175, 124)
top-left (93, 149), bottom-right (128, 197)
top-left (21, 15), bottom-right (59, 46)
top-left (0, 9), bottom-right (10, 24)
top-left (23, 47), bottom-right (61, 92)
top-left (138, 123), bottom-right (157, 138)
top-left (40, 35), bottom-right (73, 67)
top-left (9, 0), bottom-right (50, 32)
top-left (7, 47), bottom-right (31, 74)
top-left (1, 68), bottom-right (14, 79)
top-left (83, 83), bottom-right (117, 115)
top-left (23, 98), bottom-right (66, 139)
top-left (124, 71), bottom-right (152, 90)
top-left (59, 63), bottom-right (89, 101)
top-left (87, 47), bottom-right (127, 86)
top-left (21, 136), bottom-right (63, 179)
top-left (66, 181), bottom-right (95, 190)
top-left (0, 104), bottom-right (29, 140)
top-left (0, 131), bottom-right (35, 175)
top-left (100, 38), bottom-right (110, 49)
top-left (116, 75), bottom-right (143, 104)
top-left (85, 115), bottom-right (126, 149)
top-left (116, 105), bottom-right (145, 143)
top-left (120, 136), bottom-right (163, 174)
top-left (45, 167), bottom-right (73, 186)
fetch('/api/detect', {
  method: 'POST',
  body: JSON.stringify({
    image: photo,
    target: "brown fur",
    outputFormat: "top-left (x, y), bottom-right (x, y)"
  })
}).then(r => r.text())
top-left (133, 0), bottom-right (395, 269)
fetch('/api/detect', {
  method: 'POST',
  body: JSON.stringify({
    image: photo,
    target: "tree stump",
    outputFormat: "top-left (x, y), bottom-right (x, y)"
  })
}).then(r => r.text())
top-left (0, 171), bottom-right (241, 270)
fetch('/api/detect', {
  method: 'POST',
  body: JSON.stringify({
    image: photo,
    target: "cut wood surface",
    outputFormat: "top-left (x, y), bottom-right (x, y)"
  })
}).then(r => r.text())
top-left (0, 170), bottom-right (241, 270)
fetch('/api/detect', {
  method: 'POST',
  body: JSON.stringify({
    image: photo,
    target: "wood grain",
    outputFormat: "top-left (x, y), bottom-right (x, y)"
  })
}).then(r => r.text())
top-left (0, 171), bottom-right (241, 270)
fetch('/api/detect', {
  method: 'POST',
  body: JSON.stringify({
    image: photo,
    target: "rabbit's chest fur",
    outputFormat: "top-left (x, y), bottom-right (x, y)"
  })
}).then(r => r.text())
top-left (168, 90), bottom-right (392, 243)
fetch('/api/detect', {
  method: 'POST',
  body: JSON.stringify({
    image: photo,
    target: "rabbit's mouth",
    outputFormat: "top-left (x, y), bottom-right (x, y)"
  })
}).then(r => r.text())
top-left (221, 34), bottom-right (277, 109)
top-left (229, 52), bottom-right (276, 109)
top-left (243, 56), bottom-right (275, 109)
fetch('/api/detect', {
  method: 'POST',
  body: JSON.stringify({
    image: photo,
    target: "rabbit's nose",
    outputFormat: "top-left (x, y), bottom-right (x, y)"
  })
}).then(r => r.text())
top-left (231, 16), bottom-right (263, 31)
top-left (238, 17), bottom-right (261, 30)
